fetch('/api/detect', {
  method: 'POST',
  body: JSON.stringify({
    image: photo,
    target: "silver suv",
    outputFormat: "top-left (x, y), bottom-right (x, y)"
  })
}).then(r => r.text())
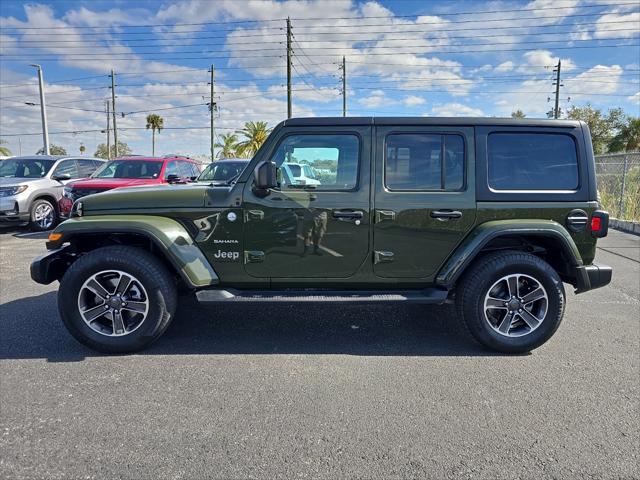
top-left (0, 155), bottom-right (105, 231)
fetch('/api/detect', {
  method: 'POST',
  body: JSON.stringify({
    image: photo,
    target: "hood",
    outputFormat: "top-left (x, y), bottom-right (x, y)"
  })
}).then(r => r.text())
top-left (79, 182), bottom-right (239, 214)
top-left (69, 177), bottom-right (159, 190)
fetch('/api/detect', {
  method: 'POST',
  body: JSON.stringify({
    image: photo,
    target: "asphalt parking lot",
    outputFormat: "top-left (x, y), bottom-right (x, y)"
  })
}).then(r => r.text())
top-left (0, 228), bottom-right (638, 479)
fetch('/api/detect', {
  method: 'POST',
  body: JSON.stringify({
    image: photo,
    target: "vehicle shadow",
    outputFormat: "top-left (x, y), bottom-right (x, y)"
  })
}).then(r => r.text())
top-left (0, 226), bottom-right (50, 239)
top-left (0, 292), bottom-right (505, 362)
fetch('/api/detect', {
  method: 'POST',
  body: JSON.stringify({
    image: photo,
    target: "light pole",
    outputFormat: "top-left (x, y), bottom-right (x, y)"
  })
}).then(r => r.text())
top-left (30, 64), bottom-right (50, 155)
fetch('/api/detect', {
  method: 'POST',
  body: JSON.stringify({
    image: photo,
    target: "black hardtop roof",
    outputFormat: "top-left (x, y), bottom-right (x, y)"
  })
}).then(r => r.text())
top-left (281, 116), bottom-right (583, 128)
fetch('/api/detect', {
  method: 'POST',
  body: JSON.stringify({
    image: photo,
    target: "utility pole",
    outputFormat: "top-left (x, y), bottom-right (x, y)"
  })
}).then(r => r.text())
top-left (209, 64), bottom-right (215, 161)
top-left (286, 17), bottom-right (292, 119)
top-left (30, 64), bottom-right (49, 155)
top-left (110, 69), bottom-right (118, 157)
top-left (105, 100), bottom-right (111, 160)
top-left (553, 59), bottom-right (562, 119)
top-left (342, 56), bottom-right (346, 117)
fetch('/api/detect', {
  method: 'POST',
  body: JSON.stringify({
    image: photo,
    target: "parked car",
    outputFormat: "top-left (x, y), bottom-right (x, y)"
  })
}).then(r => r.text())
top-left (197, 159), bottom-right (249, 184)
top-left (0, 155), bottom-right (104, 231)
top-left (281, 162), bottom-right (321, 186)
top-left (32, 117), bottom-right (611, 354)
top-left (59, 155), bottom-right (201, 218)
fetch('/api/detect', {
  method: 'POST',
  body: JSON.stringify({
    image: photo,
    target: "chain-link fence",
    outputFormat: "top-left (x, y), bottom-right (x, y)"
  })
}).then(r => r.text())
top-left (595, 152), bottom-right (640, 222)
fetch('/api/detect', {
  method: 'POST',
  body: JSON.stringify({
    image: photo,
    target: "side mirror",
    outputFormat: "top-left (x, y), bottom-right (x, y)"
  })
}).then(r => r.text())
top-left (254, 161), bottom-right (278, 189)
top-left (52, 173), bottom-right (71, 182)
top-left (166, 173), bottom-right (180, 184)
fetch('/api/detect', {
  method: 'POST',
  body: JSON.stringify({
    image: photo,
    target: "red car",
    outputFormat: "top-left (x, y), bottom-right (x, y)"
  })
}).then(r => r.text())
top-left (59, 156), bottom-right (201, 218)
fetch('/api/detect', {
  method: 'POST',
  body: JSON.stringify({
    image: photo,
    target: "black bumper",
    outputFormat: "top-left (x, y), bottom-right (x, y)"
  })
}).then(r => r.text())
top-left (575, 263), bottom-right (613, 294)
top-left (30, 246), bottom-right (72, 285)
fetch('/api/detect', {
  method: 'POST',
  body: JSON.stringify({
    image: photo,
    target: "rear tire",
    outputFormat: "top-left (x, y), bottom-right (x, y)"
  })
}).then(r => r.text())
top-left (456, 250), bottom-right (565, 354)
top-left (29, 198), bottom-right (57, 231)
top-left (58, 246), bottom-right (177, 353)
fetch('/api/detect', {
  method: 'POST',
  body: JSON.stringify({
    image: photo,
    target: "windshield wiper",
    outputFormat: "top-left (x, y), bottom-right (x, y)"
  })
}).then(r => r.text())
top-left (212, 171), bottom-right (243, 186)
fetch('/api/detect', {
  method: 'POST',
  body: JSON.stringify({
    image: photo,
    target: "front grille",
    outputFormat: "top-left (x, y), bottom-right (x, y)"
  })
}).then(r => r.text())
top-left (70, 188), bottom-right (108, 202)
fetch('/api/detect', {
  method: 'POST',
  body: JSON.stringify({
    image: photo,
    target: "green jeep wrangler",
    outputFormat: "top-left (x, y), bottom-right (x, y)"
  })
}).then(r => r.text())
top-left (31, 117), bottom-right (612, 354)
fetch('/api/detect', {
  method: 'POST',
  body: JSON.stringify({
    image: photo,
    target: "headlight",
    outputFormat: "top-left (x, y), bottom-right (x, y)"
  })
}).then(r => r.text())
top-left (63, 186), bottom-right (73, 198)
top-left (0, 185), bottom-right (28, 197)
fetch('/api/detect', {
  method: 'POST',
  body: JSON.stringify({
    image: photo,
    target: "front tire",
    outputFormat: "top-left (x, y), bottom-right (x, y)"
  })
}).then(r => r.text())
top-left (58, 246), bottom-right (177, 353)
top-left (29, 198), bottom-right (57, 231)
top-left (456, 251), bottom-right (565, 354)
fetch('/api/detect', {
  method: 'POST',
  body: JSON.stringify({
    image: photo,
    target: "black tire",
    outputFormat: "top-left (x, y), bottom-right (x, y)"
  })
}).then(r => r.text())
top-left (58, 246), bottom-right (177, 353)
top-left (456, 250), bottom-right (565, 354)
top-left (29, 198), bottom-right (58, 231)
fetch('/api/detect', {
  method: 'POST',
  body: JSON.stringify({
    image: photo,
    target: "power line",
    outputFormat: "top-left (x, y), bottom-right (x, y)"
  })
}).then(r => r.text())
top-left (3, 41), bottom-right (637, 60)
top-left (4, 2), bottom-right (636, 31)
top-left (12, 26), bottom-right (639, 50)
top-left (10, 19), bottom-right (638, 45)
top-left (0, 85), bottom-right (110, 100)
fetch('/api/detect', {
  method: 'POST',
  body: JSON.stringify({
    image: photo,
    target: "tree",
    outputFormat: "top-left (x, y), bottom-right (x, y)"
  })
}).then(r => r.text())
top-left (608, 117), bottom-right (640, 153)
top-left (565, 104), bottom-right (625, 154)
top-left (214, 132), bottom-right (239, 159)
top-left (145, 114), bottom-right (164, 156)
top-left (79, 144), bottom-right (86, 155)
top-left (94, 141), bottom-right (132, 159)
top-left (236, 121), bottom-right (271, 158)
top-left (0, 140), bottom-right (11, 157)
top-left (36, 144), bottom-right (66, 155)
top-left (511, 110), bottom-right (526, 119)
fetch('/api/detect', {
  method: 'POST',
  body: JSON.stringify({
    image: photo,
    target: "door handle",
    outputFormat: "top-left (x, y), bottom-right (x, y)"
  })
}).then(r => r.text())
top-left (333, 210), bottom-right (364, 220)
top-left (430, 210), bottom-right (463, 220)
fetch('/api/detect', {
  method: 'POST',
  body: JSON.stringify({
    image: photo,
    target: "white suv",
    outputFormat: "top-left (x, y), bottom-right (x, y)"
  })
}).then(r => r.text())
top-left (281, 162), bottom-right (321, 187)
top-left (0, 155), bottom-right (104, 231)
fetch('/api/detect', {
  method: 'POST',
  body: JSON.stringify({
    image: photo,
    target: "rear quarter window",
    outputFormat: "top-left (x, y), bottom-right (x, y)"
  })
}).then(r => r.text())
top-left (488, 133), bottom-right (579, 191)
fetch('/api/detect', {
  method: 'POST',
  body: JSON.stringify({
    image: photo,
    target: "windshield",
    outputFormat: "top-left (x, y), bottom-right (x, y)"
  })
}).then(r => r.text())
top-left (0, 158), bottom-right (56, 178)
top-left (92, 160), bottom-right (163, 179)
top-left (198, 161), bottom-right (248, 182)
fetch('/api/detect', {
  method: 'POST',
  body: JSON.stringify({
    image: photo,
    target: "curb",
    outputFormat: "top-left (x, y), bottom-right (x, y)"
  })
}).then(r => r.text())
top-left (610, 218), bottom-right (640, 236)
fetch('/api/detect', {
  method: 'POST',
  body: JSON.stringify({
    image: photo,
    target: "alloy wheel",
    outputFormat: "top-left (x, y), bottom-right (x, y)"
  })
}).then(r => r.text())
top-left (77, 270), bottom-right (150, 337)
top-left (483, 273), bottom-right (548, 337)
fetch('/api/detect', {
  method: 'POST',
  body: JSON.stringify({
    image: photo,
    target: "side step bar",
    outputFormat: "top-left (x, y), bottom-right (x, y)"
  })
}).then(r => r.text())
top-left (196, 288), bottom-right (449, 305)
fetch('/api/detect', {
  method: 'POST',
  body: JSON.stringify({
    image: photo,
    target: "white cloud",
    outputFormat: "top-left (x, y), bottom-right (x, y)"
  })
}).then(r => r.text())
top-left (403, 95), bottom-right (425, 107)
top-left (431, 103), bottom-right (484, 117)
top-left (564, 65), bottom-right (624, 96)
top-left (627, 92), bottom-right (640, 105)
top-left (522, 50), bottom-right (577, 72)
top-left (595, 11), bottom-right (640, 39)
top-left (495, 61), bottom-right (514, 73)
top-left (358, 89), bottom-right (394, 108)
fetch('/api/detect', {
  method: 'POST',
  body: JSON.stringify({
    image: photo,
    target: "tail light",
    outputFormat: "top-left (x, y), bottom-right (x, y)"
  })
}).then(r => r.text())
top-left (591, 210), bottom-right (609, 238)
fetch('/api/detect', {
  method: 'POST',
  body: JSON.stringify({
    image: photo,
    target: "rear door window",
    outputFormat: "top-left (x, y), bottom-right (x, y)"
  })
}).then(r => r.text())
top-left (385, 134), bottom-right (464, 191)
top-left (77, 159), bottom-right (98, 177)
top-left (52, 160), bottom-right (80, 179)
top-left (488, 133), bottom-right (579, 190)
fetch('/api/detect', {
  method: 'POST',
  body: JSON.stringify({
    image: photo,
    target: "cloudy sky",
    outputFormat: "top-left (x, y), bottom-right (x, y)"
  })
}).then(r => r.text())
top-left (0, 0), bottom-right (638, 158)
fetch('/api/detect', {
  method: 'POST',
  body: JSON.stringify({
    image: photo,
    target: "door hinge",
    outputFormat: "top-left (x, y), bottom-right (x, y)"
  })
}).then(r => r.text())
top-left (375, 210), bottom-right (396, 223)
top-left (374, 251), bottom-right (394, 264)
top-left (244, 250), bottom-right (265, 263)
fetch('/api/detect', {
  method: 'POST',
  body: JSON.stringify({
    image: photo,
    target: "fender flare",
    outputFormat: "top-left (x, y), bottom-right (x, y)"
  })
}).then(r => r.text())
top-left (48, 215), bottom-right (218, 288)
top-left (436, 220), bottom-right (583, 288)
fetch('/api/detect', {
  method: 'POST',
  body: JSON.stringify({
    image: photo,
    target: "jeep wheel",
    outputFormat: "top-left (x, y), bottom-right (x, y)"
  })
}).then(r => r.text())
top-left (456, 251), bottom-right (565, 354)
top-left (58, 246), bottom-right (177, 353)
top-left (30, 198), bottom-right (57, 231)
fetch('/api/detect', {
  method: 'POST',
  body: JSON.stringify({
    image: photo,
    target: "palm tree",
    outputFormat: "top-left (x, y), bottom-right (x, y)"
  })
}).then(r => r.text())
top-left (236, 121), bottom-right (271, 158)
top-left (214, 133), bottom-right (239, 159)
top-left (145, 114), bottom-right (164, 156)
top-left (511, 110), bottom-right (526, 119)
top-left (79, 143), bottom-right (86, 155)
top-left (0, 140), bottom-right (11, 157)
